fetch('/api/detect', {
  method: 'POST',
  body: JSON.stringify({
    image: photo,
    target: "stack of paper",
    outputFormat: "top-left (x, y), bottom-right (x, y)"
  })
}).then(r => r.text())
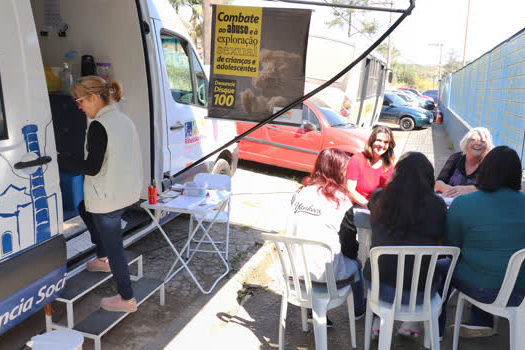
top-left (165, 195), bottom-right (206, 210)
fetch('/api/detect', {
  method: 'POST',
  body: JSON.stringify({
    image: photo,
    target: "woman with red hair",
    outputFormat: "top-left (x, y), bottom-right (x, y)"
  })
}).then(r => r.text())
top-left (285, 148), bottom-right (365, 320)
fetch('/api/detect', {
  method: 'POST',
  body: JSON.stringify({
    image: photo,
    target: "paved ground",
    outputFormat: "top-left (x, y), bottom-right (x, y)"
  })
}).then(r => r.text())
top-left (2, 124), bottom-right (513, 349)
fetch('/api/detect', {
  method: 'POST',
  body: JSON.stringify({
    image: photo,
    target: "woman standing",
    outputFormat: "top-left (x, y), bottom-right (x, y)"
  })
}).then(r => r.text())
top-left (59, 76), bottom-right (143, 313)
top-left (435, 127), bottom-right (493, 197)
top-left (346, 125), bottom-right (395, 207)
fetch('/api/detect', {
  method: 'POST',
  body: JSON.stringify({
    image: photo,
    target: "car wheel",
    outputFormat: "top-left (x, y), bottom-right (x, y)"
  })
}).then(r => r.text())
top-left (400, 116), bottom-right (415, 131)
top-left (212, 158), bottom-right (231, 176)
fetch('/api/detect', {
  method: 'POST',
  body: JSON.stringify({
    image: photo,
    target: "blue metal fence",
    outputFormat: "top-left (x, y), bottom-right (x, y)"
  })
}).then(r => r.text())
top-left (439, 28), bottom-right (525, 168)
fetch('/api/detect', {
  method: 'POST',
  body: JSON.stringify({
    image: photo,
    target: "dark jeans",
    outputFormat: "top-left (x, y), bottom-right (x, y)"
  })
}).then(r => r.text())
top-left (352, 268), bottom-right (367, 311)
top-left (452, 277), bottom-right (525, 327)
top-left (79, 201), bottom-right (133, 300)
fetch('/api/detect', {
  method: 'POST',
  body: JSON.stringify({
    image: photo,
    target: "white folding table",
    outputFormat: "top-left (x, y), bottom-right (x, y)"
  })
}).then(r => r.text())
top-left (140, 190), bottom-right (231, 294)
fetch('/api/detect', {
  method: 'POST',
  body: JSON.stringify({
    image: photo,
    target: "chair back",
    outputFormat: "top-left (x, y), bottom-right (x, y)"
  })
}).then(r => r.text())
top-left (368, 246), bottom-right (460, 314)
top-left (492, 248), bottom-right (525, 310)
top-left (261, 233), bottom-right (340, 305)
top-left (194, 173), bottom-right (231, 191)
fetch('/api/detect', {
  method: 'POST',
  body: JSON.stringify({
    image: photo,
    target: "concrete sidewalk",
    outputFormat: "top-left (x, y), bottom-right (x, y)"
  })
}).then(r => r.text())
top-left (144, 125), bottom-right (513, 350)
top-left (3, 125), bottom-right (510, 350)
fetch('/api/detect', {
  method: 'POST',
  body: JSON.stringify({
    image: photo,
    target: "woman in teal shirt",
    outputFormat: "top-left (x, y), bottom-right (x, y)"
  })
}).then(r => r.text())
top-left (445, 146), bottom-right (525, 338)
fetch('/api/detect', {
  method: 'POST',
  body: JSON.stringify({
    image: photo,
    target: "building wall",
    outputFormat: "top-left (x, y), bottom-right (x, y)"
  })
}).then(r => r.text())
top-left (439, 28), bottom-right (525, 168)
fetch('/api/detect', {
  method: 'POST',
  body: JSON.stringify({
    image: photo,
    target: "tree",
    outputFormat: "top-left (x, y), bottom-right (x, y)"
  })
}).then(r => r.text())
top-left (170, 0), bottom-right (203, 49)
top-left (442, 49), bottom-right (463, 75)
top-left (325, 0), bottom-right (378, 38)
top-left (377, 42), bottom-right (400, 62)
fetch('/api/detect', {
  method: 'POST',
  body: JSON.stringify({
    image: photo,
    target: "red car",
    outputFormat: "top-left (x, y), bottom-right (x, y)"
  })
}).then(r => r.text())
top-left (236, 100), bottom-right (370, 173)
top-left (398, 87), bottom-right (434, 101)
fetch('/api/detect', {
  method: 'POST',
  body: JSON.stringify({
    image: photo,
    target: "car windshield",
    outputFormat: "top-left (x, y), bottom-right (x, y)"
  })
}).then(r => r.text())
top-left (386, 93), bottom-right (407, 106)
top-left (402, 90), bottom-right (418, 97)
top-left (395, 93), bottom-right (410, 102)
top-left (318, 106), bottom-right (353, 127)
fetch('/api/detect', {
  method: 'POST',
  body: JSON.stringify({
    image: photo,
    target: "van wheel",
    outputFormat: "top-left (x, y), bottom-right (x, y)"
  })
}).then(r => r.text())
top-left (212, 158), bottom-right (231, 176)
top-left (400, 117), bottom-right (415, 131)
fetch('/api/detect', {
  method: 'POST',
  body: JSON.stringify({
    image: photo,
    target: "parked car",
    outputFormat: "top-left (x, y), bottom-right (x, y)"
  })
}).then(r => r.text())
top-left (236, 100), bottom-right (371, 173)
top-left (423, 89), bottom-right (439, 103)
top-left (398, 87), bottom-right (434, 101)
top-left (397, 89), bottom-right (436, 113)
top-left (379, 93), bottom-right (433, 131)
top-left (387, 90), bottom-right (419, 107)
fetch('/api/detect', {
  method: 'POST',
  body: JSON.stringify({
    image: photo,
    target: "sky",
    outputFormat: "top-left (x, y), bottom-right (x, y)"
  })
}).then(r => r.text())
top-left (198, 0), bottom-right (524, 66)
top-left (388, 0), bottom-right (525, 65)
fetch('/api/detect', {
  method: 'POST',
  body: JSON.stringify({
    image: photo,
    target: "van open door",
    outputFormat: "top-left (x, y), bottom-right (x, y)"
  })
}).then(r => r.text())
top-left (0, 0), bottom-right (66, 334)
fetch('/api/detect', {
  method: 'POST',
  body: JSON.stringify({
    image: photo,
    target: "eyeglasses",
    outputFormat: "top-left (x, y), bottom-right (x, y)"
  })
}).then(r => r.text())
top-left (74, 96), bottom-right (89, 105)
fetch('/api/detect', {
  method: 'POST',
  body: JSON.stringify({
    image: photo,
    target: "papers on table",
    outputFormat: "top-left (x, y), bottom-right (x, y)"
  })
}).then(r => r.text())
top-left (164, 195), bottom-right (206, 210)
top-left (436, 193), bottom-right (455, 207)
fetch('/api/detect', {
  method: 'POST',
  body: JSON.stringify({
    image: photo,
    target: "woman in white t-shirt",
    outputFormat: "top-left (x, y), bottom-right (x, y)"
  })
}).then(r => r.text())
top-left (285, 148), bottom-right (365, 319)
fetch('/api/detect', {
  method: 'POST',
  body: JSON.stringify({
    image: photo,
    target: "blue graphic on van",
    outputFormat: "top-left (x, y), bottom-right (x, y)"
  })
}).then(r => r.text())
top-left (0, 265), bottom-right (66, 334)
top-left (0, 185), bottom-right (32, 259)
top-left (184, 120), bottom-right (200, 144)
top-left (22, 125), bottom-right (51, 243)
top-left (0, 125), bottom-right (59, 262)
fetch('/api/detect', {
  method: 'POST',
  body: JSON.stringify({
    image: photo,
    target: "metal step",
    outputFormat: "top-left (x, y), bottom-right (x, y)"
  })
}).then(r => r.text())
top-left (58, 250), bottom-right (142, 303)
top-left (73, 278), bottom-right (164, 350)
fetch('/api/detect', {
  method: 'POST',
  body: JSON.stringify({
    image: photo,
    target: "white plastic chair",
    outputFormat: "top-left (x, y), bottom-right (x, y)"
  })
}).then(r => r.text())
top-left (364, 246), bottom-right (460, 350)
top-left (186, 173), bottom-right (231, 261)
top-left (452, 248), bottom-right (525, 350)
top-left (261, 233), bottom-right (358, 350)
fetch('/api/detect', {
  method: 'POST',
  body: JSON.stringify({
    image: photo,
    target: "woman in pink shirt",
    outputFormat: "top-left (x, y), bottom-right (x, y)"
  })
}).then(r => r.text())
top-left (346, 126), bottom-right (396, 206)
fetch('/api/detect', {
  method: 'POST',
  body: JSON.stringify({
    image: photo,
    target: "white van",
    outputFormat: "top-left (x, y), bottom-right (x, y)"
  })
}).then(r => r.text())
top-left (0, 0), bottom-right (237, 334)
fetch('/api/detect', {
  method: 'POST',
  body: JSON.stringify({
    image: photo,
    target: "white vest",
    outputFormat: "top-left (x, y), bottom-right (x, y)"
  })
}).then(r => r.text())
top-left (84, 104), bottom-right (143, 213)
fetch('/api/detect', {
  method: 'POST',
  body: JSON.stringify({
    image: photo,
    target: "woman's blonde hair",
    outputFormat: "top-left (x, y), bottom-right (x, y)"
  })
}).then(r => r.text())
top-left (71, 76), bottom-right (122, 105)
top-left (459, 127), bottom-right (493, 154)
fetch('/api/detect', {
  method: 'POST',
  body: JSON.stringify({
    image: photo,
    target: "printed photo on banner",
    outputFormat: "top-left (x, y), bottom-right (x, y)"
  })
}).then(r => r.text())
top-left (208, 5), bottom-right (311, 122)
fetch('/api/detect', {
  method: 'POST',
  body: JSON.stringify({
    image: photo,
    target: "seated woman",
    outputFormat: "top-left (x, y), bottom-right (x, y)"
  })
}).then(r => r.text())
top-left (363, 152), bottom-right (448, 339)
top-left (285, 148), bottom-right (365, 321)
top-left (346, 125), bottom-right (396, 207)
top-left (435, 127), bottom-right (493, 197)
top-left (445, 146), bottom-right (525, 338)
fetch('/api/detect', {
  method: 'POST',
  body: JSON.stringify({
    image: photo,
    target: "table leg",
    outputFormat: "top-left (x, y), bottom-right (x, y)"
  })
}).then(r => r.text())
top-left (143, 206), bottom-right (230, 294)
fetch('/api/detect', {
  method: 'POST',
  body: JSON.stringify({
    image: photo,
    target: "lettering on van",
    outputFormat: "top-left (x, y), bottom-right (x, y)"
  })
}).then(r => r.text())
top-left (213, 5), bottom-right (262, 77)
top-left (0, 266), bottom-right (66, 334)
top-left (184, 121), bottom-right (200, 144)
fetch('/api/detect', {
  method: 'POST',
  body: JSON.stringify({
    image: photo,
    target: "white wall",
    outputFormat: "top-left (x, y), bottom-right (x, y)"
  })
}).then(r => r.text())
top-left (31, 0), bottom-right (152, 196)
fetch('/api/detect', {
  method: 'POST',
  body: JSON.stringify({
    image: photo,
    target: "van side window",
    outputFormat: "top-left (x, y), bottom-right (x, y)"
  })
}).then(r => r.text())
top-left (0, 76), bottom-right (7, 140)
top-left (161, 34), bottom-right (195, 105)
top-left (190, 50), bottom-right (207, 107)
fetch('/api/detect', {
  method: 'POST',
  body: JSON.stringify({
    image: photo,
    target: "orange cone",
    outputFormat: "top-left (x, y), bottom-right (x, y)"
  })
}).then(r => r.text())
top-left (435, 108), bottom-right (443, 124)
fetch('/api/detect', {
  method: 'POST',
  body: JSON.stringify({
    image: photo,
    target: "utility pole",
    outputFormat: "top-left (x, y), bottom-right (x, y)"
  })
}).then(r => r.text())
top-left (429, 42), bottom-right (443, 81)
top-left (370, 1), bottom-right (394, 69)
top-left (386, 1), bottom-right (393, 71)
top-left (462, 0), bottom-right (471, 66)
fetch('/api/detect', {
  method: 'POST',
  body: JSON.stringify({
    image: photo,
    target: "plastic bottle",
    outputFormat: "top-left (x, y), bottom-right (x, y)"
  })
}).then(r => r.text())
top-left (96, 62), bottom-right (111, 81)
top-left (64, 50), bottom-right (79, 80)
top-left (60, 62), bottom-right (74, 94)
top-left (148, 179), bottom-right (157, 204)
